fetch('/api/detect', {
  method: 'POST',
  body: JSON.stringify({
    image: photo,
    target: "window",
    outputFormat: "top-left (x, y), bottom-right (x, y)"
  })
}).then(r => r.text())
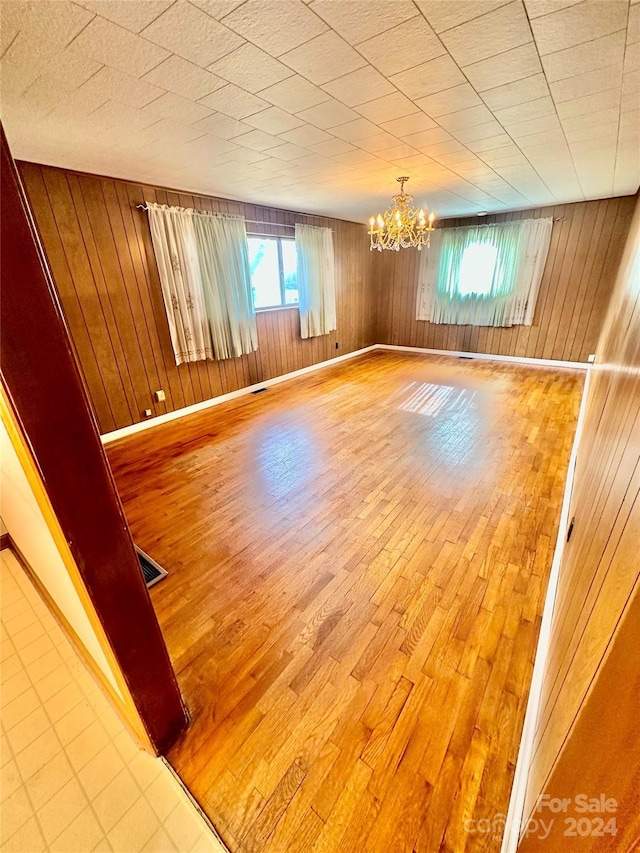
top-left (457, 242), bottom-right (499, 297)
top-left (247, 236), bottom-right (298, 310)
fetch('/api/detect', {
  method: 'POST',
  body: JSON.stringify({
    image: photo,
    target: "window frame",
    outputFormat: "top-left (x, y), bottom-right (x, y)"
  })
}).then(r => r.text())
top-left (247, 234), bottom-right (298, 312)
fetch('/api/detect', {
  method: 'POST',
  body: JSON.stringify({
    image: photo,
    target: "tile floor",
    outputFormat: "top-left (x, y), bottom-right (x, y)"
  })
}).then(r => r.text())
top-left (0, 548), bottom-right (227, 853)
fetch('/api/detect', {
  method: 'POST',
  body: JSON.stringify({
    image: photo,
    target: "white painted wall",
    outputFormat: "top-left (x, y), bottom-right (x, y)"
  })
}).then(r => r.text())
top-left (0, 420), bottom-right (123, 699)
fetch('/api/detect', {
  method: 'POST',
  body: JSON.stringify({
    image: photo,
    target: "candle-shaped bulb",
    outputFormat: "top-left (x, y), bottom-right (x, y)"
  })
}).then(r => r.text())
top-left (369, 217), bottom-right (375, 227)
top-left (428, 212), bottom-right (435, 222)
top-left (377, 214), bottom-right (384, 227)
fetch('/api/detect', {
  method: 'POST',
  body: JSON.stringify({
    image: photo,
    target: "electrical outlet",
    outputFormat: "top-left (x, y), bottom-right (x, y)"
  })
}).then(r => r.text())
top-left (335, 342), bottom-right (339, 349)
top-left (143, 409), bottom-right (152, 418)
top-left (154, 389), bottom-right (166, 402)
top-left (587, 354), bottom-right (596, 363)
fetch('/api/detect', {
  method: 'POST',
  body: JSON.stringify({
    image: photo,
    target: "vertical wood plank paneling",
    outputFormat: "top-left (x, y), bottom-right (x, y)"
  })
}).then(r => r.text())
top-left (518, 197), bottom-right (640, 851)
top-left (374, 196), bottom-right (636, 363)
top-left (19, 162), bottom-right (375, 433)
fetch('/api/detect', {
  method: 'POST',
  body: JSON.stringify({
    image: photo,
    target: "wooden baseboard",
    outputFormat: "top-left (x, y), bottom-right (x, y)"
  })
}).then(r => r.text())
top-left (101, 345), bottom-right (378, 444)
top-left (4, 535), bottom-right (157, 753)
top-left (0, 532), bottom-right (10, 551)
top-left (377, 344), bottom-right (590, 370)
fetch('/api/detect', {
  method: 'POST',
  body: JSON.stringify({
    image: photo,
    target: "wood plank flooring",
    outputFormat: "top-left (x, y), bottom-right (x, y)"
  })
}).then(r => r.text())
top-left (106, 351), bottom-right (584, 853)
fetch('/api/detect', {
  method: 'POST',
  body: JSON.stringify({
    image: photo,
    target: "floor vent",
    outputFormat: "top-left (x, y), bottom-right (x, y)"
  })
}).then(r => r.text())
top-left (136, 547), bottom-right (168, 588)
top-left (251, 387), bottom-right (268, 394)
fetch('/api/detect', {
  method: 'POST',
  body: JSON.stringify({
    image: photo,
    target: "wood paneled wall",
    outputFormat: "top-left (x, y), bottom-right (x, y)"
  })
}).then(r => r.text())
top-left (519, 195), bottom-right (640, 850)
top-left (374, 197), bottom-right (636, 363)
top-left (18, 162), bottom-right (375, 434)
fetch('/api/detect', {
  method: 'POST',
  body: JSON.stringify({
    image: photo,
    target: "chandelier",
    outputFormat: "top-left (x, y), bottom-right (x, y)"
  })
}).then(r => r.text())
top-left (368, 177), bottom-right (435, 252)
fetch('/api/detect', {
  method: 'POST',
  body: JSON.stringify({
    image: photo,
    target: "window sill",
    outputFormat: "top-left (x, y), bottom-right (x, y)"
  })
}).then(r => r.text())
top-left (256, 305), bottom-right (300, 313)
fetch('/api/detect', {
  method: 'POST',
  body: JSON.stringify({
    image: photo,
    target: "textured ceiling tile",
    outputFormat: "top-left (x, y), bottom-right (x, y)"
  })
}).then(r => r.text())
top-left (258, 75), bottom-right (330, 113)
top-left (308, 0), bottom-right (418, 44)
top-left (517, 128), bottom-right (566, 148)
top-left (379, 112), bottom-right (438, 136)
top-left (451, 119), bottom-right (506, 142)
top-left (243, 106), bottom-right (305, 135)
top-left (416, 0), bottom-right (511, 34)
top-left (190, 112), bottom-right (251, 140)
top-left (330, 117), bottom-right (381, 142)
top-left (374, 143), bottom-right (420, 161)
top-left (0, 36), bottom-right (103, 93)
top-left (357, 132), bottom-right (403, 153)
top-left (141, 2), bottom-right (243, 67)
top-left (80, 1), bottom-right (172, 33)
top-left (556, 87), bottom-right (621, 119)
top-left (530, 0), bottom-right (628, 55)
top-left (629, 3), bottom-right (640, 44)
top-left (296, 99), bottom-right (359, 128)
top-left (199, 85), bottom-right (268, 119)
top-left (440, 3), bottom-right (533, 67)
top-left (550, 64), bottom-right (623, 102)
top-left (416, 83), bottom-right (482, 118)
top-left (564, 120), bottom-right (619, 144)
top-left (80, 66), bottom-right (165, 109)
top-left (465, 133), bottom-right (512, 152)
top-left (357, 17), bottom-right (444, 76)
top-left (389, 55), bottom-right (466, 102)
top-left (227, 128), bottom-right (282, 151)
top-left (322, 66), bottom-right (395, 107)
top-left (89, 99), bottom-right (161, 132)
top-left (142, 91), bottom-right (214, 124)
top-left (190, 0), bottom-right (246, 19)
top-left (438, 104), bottom-right (494, 131)
top-left (481, 73), bottom-right (550, 111)
top-left (623, 69), bottom-right (640, 95)
top-left (355, 93), bottom-right (417, 124)
top-left (143, 55), bottom-right (227, 100)
top-left (308, 137), bottom-right (356, 156)
top-left (134, 117), bottom-right (205, 147)
top-left (208, 44), bottom-right (293, 93)
top-left (506, 112), bottom-right (561, 138)
top-left (541, 31), bottom-right (626, 83)
top-left (494, 95), bottom-right (556, 125)
top-left (220, 0), bottom-right (327, 56)
top-left (402, 126), bottom-right (453, 147)
top-left (70, 16), bottom-right (170, 76)
top-left (420, 138), bottom-right (467, 157)
top-left (464, 42), bottom-right (542, 91)
top-left (524, 0), bottom-right (582, 18)
top-left (2, 0), bottom-right (95, 48)
top-left (223, 146), bottom-right (270, 164)
top-left (624, 41), bottom-right (640, 74)
top-left (280, 31), bottom-right (365, 85)
top-left (332, 148), bottom-right (379, 165)
top-left (268, 142), bottom-right (312, 161)
top-left (279, 124), bottom-right (332, 146)
top-left (48, 86), bottom-right (111, 120)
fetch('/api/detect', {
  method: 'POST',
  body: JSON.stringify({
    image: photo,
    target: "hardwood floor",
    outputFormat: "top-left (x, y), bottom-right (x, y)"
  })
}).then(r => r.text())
top-left (106, 351), bottom-right (584, 853)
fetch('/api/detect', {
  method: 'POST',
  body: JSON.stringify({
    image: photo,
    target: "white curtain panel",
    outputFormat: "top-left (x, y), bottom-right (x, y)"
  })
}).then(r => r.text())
top-left (192, 213), bottom-right (258, 360)
top-left (295, 224), bottom-right (336, 339)
top-left (147, 203), bottom-right (214, 365)
top-left (416, 217), bottom-right (553, 327)
top-left (147, 203), bottom-right (257, 363)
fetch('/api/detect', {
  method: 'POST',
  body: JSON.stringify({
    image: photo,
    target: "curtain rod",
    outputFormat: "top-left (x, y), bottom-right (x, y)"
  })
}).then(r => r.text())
top-left (134, 203), bottom-right (335, 230)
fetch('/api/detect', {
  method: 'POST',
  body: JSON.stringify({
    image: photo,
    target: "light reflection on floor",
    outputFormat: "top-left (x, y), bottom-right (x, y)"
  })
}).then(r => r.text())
top-left (392, 380), bottom-right (484, 470)
top-left (253, 419), bottom-right (319, 499)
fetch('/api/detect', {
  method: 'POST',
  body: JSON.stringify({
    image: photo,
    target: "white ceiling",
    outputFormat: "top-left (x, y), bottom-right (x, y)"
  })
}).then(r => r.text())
top-left (1, 0), bottom-right (638, 222)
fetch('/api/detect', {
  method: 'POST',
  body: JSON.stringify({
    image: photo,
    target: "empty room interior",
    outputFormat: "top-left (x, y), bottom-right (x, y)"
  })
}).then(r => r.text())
top-left (1, 1), bottom-right (639, 852)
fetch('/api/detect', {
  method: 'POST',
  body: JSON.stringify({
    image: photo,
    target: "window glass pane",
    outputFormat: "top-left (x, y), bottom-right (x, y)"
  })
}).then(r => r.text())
top-left (458, 242), bottom-right (498, 297)
top-left (248, 237), bottom-right (281, 308)
top-left (281, 239), bottom-right (298, 304)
